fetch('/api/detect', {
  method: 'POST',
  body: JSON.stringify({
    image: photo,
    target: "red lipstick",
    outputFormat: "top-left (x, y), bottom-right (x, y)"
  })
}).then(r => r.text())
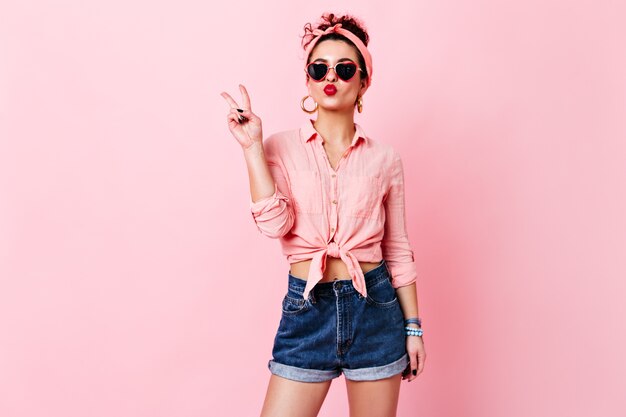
top-left (324, 84), bottom-right (337, 95)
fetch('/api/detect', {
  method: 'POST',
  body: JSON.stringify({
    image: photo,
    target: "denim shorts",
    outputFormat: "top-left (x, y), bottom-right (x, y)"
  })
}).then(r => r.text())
top-left (268, 259), bottom-right (409, 383)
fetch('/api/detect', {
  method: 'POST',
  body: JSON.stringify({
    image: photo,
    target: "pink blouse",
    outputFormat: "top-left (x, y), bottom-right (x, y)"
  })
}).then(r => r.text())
top-left (250, 118), bottom-right (417, 300)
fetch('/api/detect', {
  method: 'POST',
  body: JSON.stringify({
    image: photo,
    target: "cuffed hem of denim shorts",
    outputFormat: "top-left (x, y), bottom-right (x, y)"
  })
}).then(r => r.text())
top-left (268, 360), bottom-right (341, 383)
top-left (267, 353), bottom-right (409, 383)
top-left (343, 353), bottom-right (409, 381)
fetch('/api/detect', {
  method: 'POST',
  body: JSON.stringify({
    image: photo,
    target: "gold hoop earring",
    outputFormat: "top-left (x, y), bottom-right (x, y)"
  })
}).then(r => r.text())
top-left (301, 95), bottom-right (318, 114)
top-left (356, 96), bottom-right (363, 113)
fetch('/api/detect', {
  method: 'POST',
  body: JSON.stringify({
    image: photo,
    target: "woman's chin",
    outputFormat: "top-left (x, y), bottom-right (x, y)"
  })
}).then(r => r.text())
top-left (317, 101), bottom-right (354, 113)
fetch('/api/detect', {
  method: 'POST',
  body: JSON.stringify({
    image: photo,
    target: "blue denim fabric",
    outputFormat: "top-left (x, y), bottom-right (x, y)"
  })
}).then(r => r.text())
top-left (268, 259), bottom-right (409, 382)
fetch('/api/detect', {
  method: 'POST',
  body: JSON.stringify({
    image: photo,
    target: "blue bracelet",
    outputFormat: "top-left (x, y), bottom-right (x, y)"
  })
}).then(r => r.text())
top-left (405, 327), bottom-right (423, 337)
top-left (404, 317), bottom-right (422, 327)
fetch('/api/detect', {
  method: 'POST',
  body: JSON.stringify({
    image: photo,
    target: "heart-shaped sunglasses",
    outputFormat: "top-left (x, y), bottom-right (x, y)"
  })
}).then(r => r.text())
top-left (305, 60), bottom-right (364, 82)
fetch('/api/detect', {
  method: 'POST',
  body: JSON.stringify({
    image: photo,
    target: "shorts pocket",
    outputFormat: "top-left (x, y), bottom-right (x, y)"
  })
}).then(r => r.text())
top-left (281, 294), bottom-right (312, 315)
top-left (365, 277), bottom-right (398, 309)
top-left (289, 170), bottom-right (322, 214)
top-left (340, 174), bottom-right (382, 218)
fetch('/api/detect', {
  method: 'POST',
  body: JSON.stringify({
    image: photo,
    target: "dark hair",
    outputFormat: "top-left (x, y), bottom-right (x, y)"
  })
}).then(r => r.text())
top-left (301, 12), bottom-right (370, 82)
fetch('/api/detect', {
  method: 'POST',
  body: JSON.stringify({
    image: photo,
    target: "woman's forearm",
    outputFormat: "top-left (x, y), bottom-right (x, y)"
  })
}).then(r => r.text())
top-left (243, 141), bottom-right (276, 203)
top-left (396, 283), bottom-right (419, 324)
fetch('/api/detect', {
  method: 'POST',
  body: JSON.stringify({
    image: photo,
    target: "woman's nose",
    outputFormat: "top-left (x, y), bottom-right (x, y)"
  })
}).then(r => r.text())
top-left (325, 66), bottom-right (337, 81)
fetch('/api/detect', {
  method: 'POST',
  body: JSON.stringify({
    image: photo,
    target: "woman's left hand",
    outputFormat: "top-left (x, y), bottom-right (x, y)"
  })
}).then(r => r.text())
top-left (402, 333), bottom-right (425, 382)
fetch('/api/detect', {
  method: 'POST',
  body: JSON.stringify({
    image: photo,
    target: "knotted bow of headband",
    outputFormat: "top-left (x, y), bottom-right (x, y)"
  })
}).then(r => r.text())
top-left (304, 23), bottom-right (373, 87)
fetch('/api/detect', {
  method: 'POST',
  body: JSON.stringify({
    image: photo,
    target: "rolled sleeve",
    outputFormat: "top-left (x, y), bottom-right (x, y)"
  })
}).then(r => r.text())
top-left (250, 183), bottom-right (294, 238)
top-left (382, 151), bottom-right (418, 288)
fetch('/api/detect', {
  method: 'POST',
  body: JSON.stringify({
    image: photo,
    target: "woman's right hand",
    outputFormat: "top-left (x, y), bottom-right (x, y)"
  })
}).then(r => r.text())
top-left (220, 84), bottom-right (263, 150)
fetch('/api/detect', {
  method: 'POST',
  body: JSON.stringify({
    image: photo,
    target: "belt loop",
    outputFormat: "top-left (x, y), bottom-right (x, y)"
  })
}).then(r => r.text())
top-left (308, 289), bottom-right (317, 304)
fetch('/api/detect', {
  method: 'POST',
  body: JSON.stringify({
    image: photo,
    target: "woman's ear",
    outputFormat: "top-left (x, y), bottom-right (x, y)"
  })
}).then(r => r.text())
top-left (359, 80), bottom-right (369, 97)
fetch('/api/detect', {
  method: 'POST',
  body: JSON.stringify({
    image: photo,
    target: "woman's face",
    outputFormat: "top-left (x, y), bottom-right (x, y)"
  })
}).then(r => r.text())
top-left (306, 39), bottom-right (367, 113)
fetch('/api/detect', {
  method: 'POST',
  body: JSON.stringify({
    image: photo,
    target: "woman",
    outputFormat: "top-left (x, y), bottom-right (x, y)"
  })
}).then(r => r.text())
top-left (221, 13), bottom-right (426, 417)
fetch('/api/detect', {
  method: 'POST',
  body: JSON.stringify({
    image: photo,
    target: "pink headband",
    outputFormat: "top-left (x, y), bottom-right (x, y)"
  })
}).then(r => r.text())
top-left (304, 23), bottom-right (373, 87)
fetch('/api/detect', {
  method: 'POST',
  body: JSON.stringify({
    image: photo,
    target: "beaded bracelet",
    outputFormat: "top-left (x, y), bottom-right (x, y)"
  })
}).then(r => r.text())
top-left (404, 317), bottom-right (422, 327)
top-left (405, 327), bottom-right (423, 337)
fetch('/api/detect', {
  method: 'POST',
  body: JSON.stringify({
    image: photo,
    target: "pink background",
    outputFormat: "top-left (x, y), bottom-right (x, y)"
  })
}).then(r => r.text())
top-left (1, 1), bottom-right (625, 416)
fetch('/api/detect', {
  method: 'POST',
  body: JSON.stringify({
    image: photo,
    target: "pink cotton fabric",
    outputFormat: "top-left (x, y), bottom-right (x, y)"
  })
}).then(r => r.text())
top-left (250, 118), bottom-right (417, 300)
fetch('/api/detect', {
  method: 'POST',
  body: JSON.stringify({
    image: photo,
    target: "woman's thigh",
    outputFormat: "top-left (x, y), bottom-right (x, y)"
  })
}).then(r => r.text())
top-left (345, 373), bottom-right (402, 417)
top-left (260, 374), bottom-right (332, 417)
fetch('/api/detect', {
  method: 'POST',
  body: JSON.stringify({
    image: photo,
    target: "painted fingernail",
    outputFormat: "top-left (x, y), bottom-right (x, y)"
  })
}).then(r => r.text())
top-left (412, 369), bottom-right (417, 376)
top-left (237, 108), bottom-right (244, 113)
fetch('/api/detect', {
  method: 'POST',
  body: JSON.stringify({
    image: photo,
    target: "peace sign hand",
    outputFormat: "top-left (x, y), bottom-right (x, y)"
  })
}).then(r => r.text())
top-left (220, 84), bottom-right (263, 150)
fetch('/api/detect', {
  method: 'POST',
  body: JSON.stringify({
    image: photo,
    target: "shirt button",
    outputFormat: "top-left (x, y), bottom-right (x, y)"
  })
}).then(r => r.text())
top-left (332, 200), bottom-right (337, 204)
top-left (330, 227), bottom-right (335, 232)
top-left (331, 174), bottom-right (336, 178)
